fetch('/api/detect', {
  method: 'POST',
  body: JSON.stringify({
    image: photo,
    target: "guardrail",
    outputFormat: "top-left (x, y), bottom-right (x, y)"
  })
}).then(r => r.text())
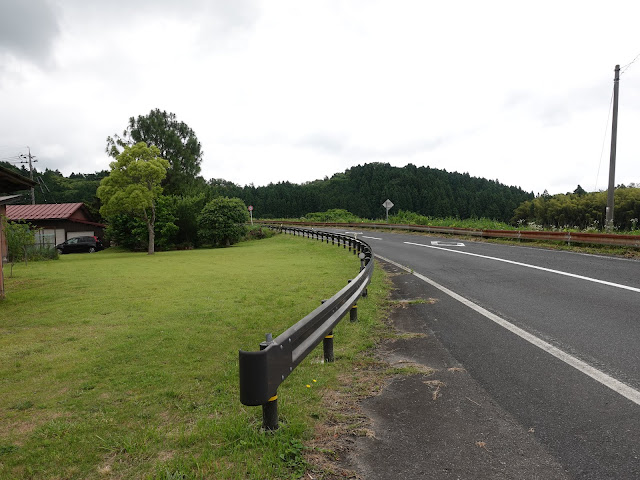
top-left (254, 220), bottom-right (640, 248)
top-left (238, 226), bottom-right (373, 430)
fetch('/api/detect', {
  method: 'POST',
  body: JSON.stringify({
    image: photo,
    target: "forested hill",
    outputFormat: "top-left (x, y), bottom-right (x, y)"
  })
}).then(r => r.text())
top-left (2, 160), bottom-right (533, 223)
top-left (213, 163), bottom-right (534, 222)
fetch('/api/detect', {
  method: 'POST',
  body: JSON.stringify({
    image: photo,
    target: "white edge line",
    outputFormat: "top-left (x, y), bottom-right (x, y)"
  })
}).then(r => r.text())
top-left (375, 253), bottom-right (640, 407)
top-left (404, 241), bottom-right (640, 293)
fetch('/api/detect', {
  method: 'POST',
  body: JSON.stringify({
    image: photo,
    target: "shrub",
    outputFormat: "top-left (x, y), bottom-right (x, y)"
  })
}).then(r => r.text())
top-left (198, 197), bottom-right (249, 247)
top-left (244, 226), bottom-right (276, 241)
top-left (303, 209), bottom-right (361, 223)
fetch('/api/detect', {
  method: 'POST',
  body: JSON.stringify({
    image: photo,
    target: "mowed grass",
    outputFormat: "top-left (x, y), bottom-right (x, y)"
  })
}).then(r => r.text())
top-left (0, 234), bottom-right (388, 479)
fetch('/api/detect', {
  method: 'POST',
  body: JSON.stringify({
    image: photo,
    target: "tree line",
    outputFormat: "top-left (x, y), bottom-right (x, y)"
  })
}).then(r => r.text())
top-left (209, 163), bottom-right (534, 222)
top-left (512, 185), bottom-right (640, 231)
top-left (3, 108), bottom-right (638, 253)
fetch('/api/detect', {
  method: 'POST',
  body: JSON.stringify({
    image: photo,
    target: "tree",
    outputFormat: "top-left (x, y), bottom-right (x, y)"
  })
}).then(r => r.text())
top-left (2, 219), bottom-right (35, 276)
top-left (166, 194), bottom-right (207, 248)
top-left (198, 197), bottom-right (249, 247)
top-left (106, 109), bottom-right (203, 195)
top-left (573, 185), bottom-right (587, 196)
top-left (98, 142), bottom-right (169, 254)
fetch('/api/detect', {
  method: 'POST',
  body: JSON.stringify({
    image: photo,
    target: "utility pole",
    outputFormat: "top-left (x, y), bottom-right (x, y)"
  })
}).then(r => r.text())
top-left (19, 147), bottom-right (37, 205)
top-left (605, 64), bottom-right (620, 231)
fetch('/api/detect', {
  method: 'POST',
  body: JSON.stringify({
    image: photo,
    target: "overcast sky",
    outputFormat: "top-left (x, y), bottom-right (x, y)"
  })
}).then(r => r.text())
top-left (0, 1), bottom-right (638, 196)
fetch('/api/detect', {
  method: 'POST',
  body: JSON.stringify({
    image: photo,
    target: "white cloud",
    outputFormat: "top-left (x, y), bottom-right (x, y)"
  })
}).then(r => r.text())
top-left (0, 0), bottom-right (638, 196)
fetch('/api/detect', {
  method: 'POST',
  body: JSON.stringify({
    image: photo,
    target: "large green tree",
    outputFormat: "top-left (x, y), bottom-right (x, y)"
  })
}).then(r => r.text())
top-left (106, 109), bottom-right (203, 195)
top-left (98, 142), bottom-right (169, 254)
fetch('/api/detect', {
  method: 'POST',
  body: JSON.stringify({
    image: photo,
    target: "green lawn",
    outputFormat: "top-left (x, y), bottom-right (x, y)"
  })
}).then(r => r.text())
top-left (0, 235), bottom-right (387, 479)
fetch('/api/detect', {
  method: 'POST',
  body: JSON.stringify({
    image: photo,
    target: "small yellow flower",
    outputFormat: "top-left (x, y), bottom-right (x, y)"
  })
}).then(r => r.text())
top-left (312, 379), bottom-right (317, 383)
top-left (306, 384), bottom-right (311, 388)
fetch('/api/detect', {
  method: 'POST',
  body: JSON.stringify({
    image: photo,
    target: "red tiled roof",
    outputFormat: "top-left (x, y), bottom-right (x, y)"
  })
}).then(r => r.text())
top-left (6, 203), bottom-right (85, 220)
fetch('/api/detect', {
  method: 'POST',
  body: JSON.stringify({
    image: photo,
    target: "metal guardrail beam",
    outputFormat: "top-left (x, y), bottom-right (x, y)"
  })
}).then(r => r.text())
top-left (254, 221), bottom-right (640, 248)
top-left (238, 226), bottom-right (373, 430)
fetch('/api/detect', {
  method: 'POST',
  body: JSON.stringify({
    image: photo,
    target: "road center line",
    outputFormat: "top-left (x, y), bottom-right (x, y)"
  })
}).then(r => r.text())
top-left (404, 241), bottom-right (640, 293)
top-left (375, 254), bottom-right (640, 407)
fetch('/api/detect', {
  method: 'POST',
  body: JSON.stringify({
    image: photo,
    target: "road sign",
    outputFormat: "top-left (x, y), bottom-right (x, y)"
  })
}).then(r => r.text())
top-left (248, 205), bottom-right (254, 225)
top-left (248, 205), bottom-right (254, 211)
top-left (383, 199), bottom-right (394, 221)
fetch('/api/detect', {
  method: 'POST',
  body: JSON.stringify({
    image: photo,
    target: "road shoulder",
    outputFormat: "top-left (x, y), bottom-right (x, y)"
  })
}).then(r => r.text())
top-left (343, 260), bottom-right (570, 479)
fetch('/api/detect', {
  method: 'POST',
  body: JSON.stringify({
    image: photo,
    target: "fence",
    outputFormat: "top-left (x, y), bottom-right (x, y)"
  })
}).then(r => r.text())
top-left (33, 231), bottom-right (56, 249)
top-left (238, 226), bottom-right (374, 430)
top-left (254, 221), bottom-right (640, 248)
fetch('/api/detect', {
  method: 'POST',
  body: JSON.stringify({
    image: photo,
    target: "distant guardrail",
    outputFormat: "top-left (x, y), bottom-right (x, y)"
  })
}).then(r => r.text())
top-left (238, 226), bottom-right (373, 430)
top-left (254, 221), bottom-right (640, 248)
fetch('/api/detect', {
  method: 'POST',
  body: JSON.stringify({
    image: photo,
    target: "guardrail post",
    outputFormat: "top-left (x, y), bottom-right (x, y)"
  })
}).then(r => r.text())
top-left (346, 279), bottom-right (358, 321)
top-left (260, 333), bottom-right (279, 430)
top-left (262, 395), bottom-right (278, 431)
top-left (350, 304), bottom-right (358, 322)
top-left (319, 300), bottom-right (334, 362)
top-left (359, 253), bottom-right (369, 297)
top-left (323, 330), bottom-right (334, 362)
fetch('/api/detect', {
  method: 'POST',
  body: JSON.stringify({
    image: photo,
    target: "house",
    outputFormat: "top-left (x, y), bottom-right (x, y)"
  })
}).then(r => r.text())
top-left (0, 165), bottom-right (37, 299)
top-left (5, 203), bottom-right (106, 247)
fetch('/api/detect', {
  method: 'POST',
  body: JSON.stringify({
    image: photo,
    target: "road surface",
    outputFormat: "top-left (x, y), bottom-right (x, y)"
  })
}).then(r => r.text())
top-left (327, 228), bottom-right (640, 479)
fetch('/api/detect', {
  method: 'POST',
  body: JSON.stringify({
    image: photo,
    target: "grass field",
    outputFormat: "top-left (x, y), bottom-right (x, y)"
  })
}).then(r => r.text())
top-left (0, 234), bottom-right (388, 479)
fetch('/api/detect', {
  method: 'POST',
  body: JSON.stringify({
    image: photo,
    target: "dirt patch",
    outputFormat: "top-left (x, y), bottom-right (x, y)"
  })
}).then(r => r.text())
top-left (303, 359), bottom-right (389, 479)
top-left (303, 271), bottom-right (437, 478)
top-left (391, 298), bottom-right (438, 308)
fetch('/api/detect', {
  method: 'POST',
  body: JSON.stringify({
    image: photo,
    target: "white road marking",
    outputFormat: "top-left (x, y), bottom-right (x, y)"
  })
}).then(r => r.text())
top-left (431, 241), bottom-right (465, 247)
top-left (363, 236), bottom-right (382, 240)
top-left (405, 241), bottom-right (640, 293)
top-left (375, 254), bottom-right (640, 407)
top-left (345, 231), bottom-right (364, 234)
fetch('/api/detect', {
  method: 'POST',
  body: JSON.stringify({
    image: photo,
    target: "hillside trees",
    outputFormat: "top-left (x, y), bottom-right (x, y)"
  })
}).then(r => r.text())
top-left (207, 163), bottom-right (534, 222)
top-left (106, 109), bottom-right (203, 195)
top-left (0, 161), bottom-right (107, 218)
top-left (511, 187), bottom-right (640, 231)
top-left (98, 142), bottom-right (169, 254)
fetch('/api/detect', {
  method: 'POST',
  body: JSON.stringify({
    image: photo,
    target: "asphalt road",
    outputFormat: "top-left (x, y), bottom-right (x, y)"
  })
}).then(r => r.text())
top-left (324, 228), bottom-right (640, 479)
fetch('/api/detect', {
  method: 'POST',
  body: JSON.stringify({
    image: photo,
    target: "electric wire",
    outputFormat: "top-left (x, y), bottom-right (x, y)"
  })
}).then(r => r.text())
top-left (594, 87), bottom-right (614, 192)
top-left (621, 51), bottom-right (640, 74)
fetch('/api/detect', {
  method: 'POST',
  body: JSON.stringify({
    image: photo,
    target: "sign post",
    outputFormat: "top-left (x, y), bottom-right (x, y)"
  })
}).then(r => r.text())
top-left (248, 205), bottom-right (254, 225)
top-left (382, 199), bottom-right (394, 222)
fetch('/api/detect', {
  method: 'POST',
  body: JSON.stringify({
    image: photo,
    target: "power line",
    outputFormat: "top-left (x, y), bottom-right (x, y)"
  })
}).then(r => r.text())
top-left (0, 156), bottom-right (24, 162)
top-left (621, 51), bottom-right (640, 74)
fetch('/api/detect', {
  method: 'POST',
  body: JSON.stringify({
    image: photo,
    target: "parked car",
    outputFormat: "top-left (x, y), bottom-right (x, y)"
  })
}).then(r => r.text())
top-left (56, 236), bottom-right (104, 254)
